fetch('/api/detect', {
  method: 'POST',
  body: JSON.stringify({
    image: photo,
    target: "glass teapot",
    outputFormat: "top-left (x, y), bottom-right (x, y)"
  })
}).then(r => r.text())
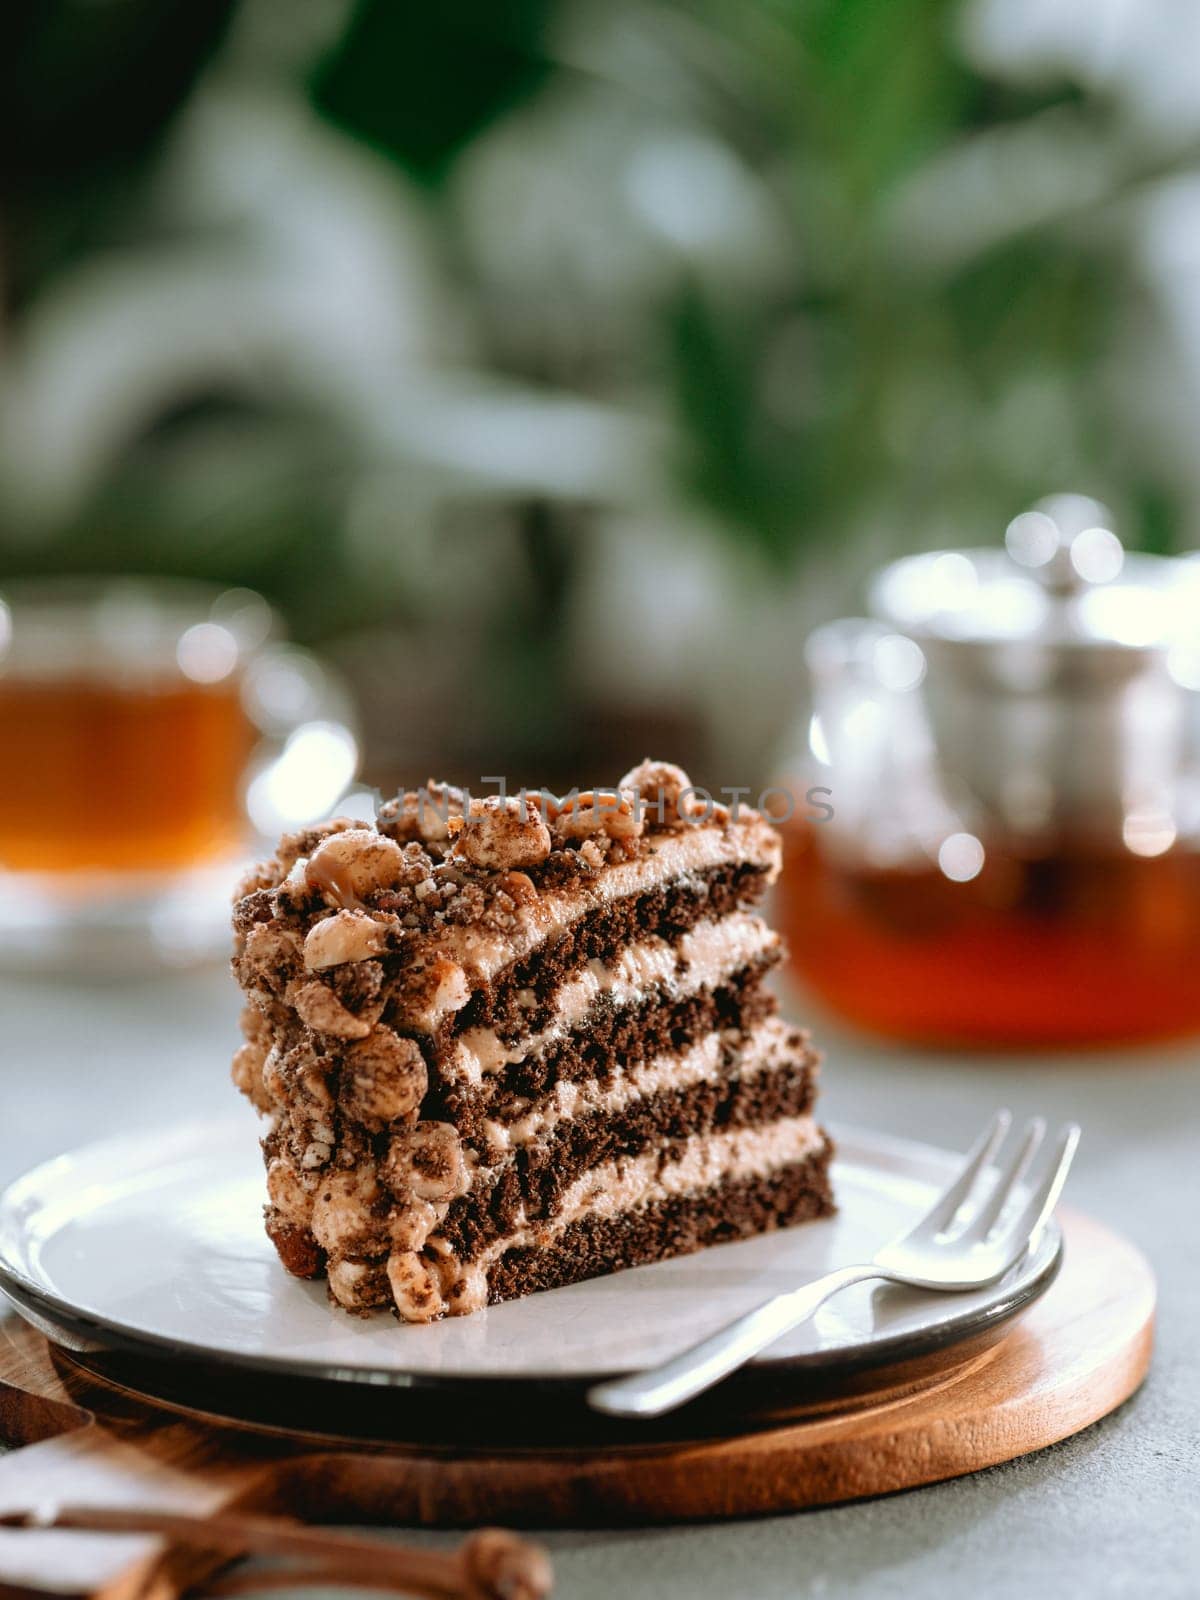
top-left (774, 495), bottom-right (1200, 1047)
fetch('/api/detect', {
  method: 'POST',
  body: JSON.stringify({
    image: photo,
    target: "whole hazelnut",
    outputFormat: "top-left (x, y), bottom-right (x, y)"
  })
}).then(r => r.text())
top-left (383, 1120), bottom-right (469, 1203)
top-left (555, 789), bottom-right (643, 842)
top-left (378, 782), bottom-right (467, 846)
top-left (339, 1027), bottom-right (429, 1128)
top-left (237, 922), bottom-right (303, 989)
top-left (387, 1250), bottom-right (446, 1322)
top-left (231, 1039), bottom-right (271, 1112)
top-left (266, 1155), bottom-right (316, 1225)
top-left (443, 1262), bottom-right (491, 1318)
top-left (327, 1257), bottom-right (390, 1312)
top-left (461, 1528), bottom-right (553, 1600)
top-left (305, 829), bottom-right (405, 906)
top-left (402, 956), bottom-right (472, 1032)
top-left (388, 1197), bottom-right (441, 1252)
top-left (304, 910), bottom-right (392, 970)
top-left (619, 759), bottom-right (693, 827)
top-left (449, 796), bottom-right (552, 871)
top-left (310, 1166), bottom-right (384, 1255)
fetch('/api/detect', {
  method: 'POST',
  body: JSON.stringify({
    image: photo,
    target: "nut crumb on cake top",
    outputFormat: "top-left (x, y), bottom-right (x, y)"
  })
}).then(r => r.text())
top-left (233, 760), bottom-right (746, 947)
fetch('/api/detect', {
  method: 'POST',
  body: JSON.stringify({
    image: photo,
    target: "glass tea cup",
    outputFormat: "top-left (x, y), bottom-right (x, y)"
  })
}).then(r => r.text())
top-left (0, 577), bottom-right (359, 966)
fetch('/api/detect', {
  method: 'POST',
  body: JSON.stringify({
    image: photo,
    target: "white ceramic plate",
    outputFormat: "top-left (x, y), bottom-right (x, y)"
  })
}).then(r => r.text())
top-left (0, 1119), bottom-right (1059, 1390)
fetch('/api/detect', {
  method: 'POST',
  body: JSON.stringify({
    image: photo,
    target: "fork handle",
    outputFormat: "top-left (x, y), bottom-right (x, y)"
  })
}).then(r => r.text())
top-left (587, 1262), bottom-right (881, 1418)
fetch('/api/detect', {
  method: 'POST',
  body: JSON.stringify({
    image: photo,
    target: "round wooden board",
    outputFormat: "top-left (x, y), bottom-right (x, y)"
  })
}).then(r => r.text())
top-left (0, 1205), bottom-right (1154, 1596)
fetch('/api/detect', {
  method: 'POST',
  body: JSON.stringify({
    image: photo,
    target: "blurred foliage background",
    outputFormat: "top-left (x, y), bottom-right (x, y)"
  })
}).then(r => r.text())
top-left (3, 0), bottom-right (1200, 787)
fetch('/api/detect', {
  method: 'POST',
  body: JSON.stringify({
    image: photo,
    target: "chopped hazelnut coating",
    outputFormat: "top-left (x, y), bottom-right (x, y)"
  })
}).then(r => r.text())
top-left (403, 956), bottom-right (471, 1032)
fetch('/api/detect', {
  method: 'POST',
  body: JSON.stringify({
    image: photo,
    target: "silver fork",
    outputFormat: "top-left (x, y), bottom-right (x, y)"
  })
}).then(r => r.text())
top-left (588, 1110), bottom-right (1080, 1419)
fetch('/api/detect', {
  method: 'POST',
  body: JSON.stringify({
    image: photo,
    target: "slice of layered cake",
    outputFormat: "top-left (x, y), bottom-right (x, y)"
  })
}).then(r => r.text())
top-left (231, 761), bottom-right (833, 1322)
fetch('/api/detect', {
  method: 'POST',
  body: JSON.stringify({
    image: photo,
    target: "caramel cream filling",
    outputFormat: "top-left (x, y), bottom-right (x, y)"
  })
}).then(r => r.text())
top-left (448, 911), bottom-right (781, 1085)
top-left (480, 1014), bottom-right (804, 1154)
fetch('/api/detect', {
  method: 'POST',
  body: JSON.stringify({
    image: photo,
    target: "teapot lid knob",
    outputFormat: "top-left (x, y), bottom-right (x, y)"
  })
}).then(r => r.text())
top-left (1005, 493), bottom-right (1124, 598)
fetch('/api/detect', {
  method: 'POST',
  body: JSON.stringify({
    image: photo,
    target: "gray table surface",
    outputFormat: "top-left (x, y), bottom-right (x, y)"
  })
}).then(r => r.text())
top-left (3, 964), bottom-right (1198, 1599)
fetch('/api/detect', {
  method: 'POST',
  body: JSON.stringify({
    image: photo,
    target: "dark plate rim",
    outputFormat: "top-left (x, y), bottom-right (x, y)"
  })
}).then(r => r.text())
top-left (0, 1237), bottom-right (1061, 1398)
top-left (0, 1119), bottom-right (1064, 1396)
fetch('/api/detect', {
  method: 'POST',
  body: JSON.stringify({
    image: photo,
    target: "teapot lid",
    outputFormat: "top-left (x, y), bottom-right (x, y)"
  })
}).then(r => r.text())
top-left (869, 494), bottom-right (1200, 659)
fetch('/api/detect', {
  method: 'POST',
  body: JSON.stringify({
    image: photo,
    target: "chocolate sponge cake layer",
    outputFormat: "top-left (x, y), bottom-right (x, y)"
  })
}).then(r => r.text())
top-left (437, 1037), bottom-right (823, 1261)
top-left (485, 1144), bottom-right (836, 1308)
top-left (444, 859), bottom-right (775, 1041)
top-left (230, 760), bottom-right (834, 1323)
top-left (433, 966), bottom-right (785, 1138)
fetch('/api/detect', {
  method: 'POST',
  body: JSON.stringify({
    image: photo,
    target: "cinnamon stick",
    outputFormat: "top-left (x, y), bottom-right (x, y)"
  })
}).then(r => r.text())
top-left (0, 1505), bottom-right (553, 1600)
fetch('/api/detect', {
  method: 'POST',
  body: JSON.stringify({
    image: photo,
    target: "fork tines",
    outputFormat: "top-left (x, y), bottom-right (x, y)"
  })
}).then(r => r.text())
top-left (922, 1111), bottom-right (1081, 1252)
